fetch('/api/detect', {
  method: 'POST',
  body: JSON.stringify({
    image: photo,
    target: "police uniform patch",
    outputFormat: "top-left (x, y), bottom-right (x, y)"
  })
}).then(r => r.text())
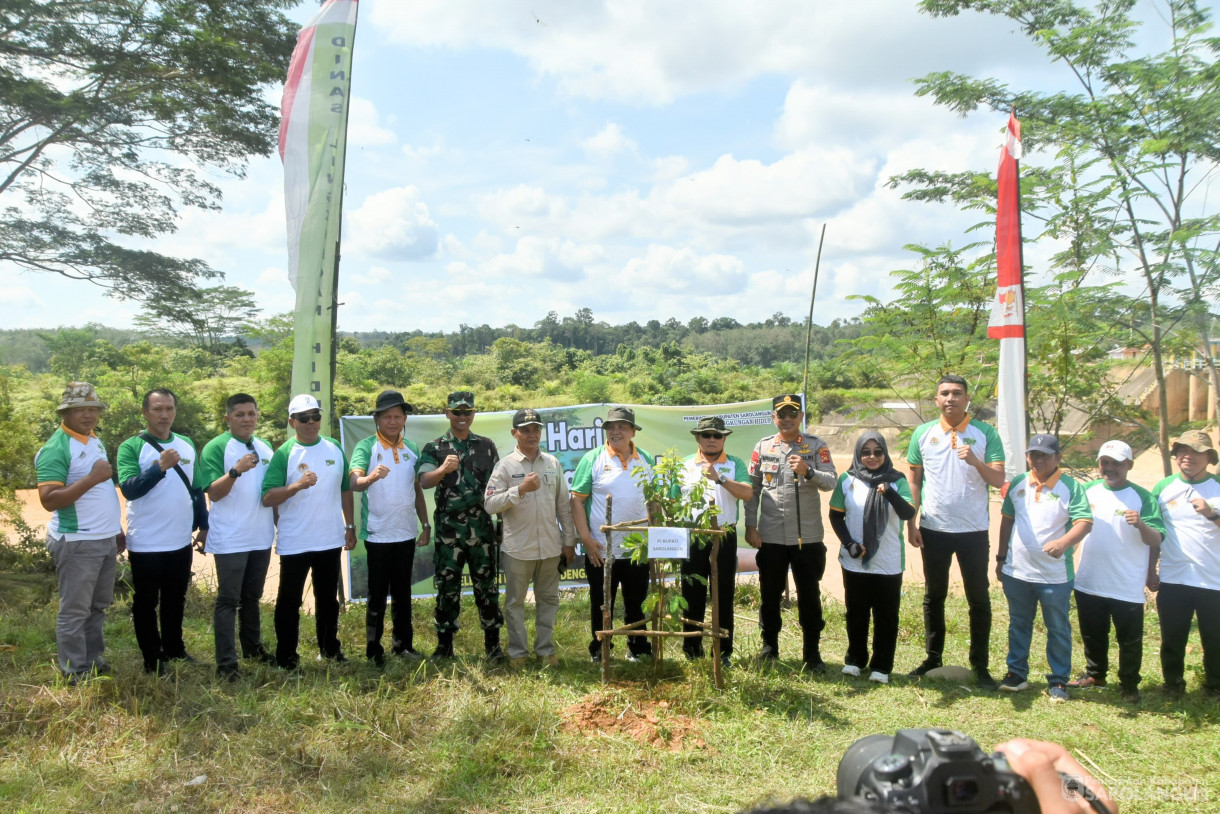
top-left (818, 447), bottom-right (831, 464)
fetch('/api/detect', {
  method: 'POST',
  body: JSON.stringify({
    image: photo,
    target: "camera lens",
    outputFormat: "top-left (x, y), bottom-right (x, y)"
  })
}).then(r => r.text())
top-left (945, 777), bottom-right (980, 805)
top-left (837, 734), bottom-right (896, 797)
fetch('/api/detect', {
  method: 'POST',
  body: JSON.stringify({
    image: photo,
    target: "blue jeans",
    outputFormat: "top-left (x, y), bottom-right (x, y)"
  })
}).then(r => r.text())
top-left (1002, 573), bottom-right (1072, 686)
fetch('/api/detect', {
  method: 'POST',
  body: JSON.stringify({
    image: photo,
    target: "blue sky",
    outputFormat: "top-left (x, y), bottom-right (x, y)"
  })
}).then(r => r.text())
top-left (0, 0), bottom-right (1129, 334)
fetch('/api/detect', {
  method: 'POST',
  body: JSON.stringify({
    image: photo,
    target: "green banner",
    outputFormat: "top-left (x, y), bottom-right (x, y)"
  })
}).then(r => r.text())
top-left (339, 399), bottom-right (776, 600)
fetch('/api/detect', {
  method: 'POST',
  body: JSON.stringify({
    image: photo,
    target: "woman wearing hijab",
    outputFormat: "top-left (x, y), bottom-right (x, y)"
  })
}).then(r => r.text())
top-left (828, 431), bottom-right (916, 683)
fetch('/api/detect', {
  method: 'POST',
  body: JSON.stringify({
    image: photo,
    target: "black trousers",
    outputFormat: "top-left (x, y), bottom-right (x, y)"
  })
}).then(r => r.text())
top-left (681, 528), bottom-right (738, 655)
top-left (587, 558), bottom-right (651, 657)
top-left (275, 547), bottom-right (343, 667)
top-left (365, 539), bottom-right (417, 658)
top-left (128, 544), bottom-right (193, 670)
top-left (918, 527), bottom-right (992, 669)
top-left (1074, 588), bottom-right (1144, 691)
top-left (1158, 581), bottom-right (1220, 693)
top-left (843, 568), bottom-right (903, 675)
top-left (757, 541), bottom-right (826, 661)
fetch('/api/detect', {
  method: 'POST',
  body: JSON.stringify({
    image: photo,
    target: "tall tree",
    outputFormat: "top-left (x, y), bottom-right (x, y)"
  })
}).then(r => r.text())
top-left (0, 0), bottom-right (296, 303)
top-left (900, 0), bottom-right (1220, 471)
top-left (133, 285), bottom-right (261, 353)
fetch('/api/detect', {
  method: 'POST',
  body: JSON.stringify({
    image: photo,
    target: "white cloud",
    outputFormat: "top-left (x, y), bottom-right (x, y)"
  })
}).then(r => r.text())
top-left (0, 284), bottom-right (43, 307)
top-left (582, 123), bottom-right (636, 159)
top-left (352, 266), bottom-right (394, 285)
top-left (485, 236), bottom-right (604, 280)
top-left (620, 245), bottom-right (749, 294)
top-left (348, 97), bottom-right (397, 147)
top-left (346, 186), bottom-right (441, 260)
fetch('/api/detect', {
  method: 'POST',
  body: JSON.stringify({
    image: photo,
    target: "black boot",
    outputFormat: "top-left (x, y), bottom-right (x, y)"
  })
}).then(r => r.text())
top-left (431, 630), bottom-right (454, 661)
top-left (484, 629), bottom-right (506, 663)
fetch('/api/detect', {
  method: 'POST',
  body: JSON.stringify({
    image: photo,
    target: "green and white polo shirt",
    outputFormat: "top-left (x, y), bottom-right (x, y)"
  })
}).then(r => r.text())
top-left (35, 425), bottom-right (121, 541)
top-left (1000, 470), bottom-right (1092, 584)
top-left (197, 432), bottom-right (275, 554)
top-left (829, 473), bottom-right (911, 576)
top-left (570, 444), bottom-right (654, 558)
top-left (1076, 479), bottom-right (1163, 604)
top-left (262, 435), bottom-right (350, 556)
top-left (349, 432), bottom-right (421, 543)
top-left (907, 415), bottom-right (1004, 533)
top-left (117, 432), bottom-right (202, 553)
top-left (1153, 472), bottom-right (1220, 591)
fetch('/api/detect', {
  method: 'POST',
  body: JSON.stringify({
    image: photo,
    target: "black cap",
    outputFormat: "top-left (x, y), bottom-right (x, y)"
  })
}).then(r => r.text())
top-left (773, 394), bottom-right (802, 412)
top-left (373, 389), bottom-right (413, 416)
top-left (1027, 434), bottom-right (1061, 455)
top-left (691, 416), bottom-right (732, 436)
top-left (604, 405), bottom-right (641, 430)
top-left (512, 408), bottom-right (544, 429)
top-left (447, 391), bottom-right (475, 409)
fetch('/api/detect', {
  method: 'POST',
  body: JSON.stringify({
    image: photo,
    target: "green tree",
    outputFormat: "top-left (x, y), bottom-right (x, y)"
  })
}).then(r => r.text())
top-left (907, 0), bottom-right (1220, 471)
top-left (0, 0), bottom-right (296, 303)
top-left (133, 285), bottom-right (262, 353)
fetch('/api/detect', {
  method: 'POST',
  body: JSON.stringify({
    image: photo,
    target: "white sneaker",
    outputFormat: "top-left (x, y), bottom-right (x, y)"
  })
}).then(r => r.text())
top-left (841, 664), bottom-right (861, 677)
top-left (868, 671), bottom-right (889, 684)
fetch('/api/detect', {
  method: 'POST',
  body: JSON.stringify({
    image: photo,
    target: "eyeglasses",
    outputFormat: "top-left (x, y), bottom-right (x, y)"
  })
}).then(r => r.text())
top-left (449, 409), bottom-right (474, 417)
top-left (699, 432), bottom-right (726, 440)
top-left (860, 449), bottom-right (883, 458)
top-left (294, 413), bottom-right (323, 423)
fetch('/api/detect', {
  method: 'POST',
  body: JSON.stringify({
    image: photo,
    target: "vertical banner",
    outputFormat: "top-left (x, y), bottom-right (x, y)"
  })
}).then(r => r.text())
top-left (339, 400), bottom-right (777, 600)
top-left (280, 0), bottom-right (359, 419)
top-left (988, 111), bottom-right (1027, 486)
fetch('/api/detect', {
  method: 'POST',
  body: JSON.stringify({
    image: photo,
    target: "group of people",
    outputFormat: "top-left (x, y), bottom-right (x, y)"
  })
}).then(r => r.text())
top-left (35, 378), bottom-right (1220, 703)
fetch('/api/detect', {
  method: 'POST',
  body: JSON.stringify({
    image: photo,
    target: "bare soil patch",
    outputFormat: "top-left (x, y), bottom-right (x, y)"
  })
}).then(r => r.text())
top-left (561, 694), bottom-right (706, 752)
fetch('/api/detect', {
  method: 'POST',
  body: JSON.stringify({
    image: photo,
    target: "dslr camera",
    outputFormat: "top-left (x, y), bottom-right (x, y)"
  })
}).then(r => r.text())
top-left (837, 728), bottom-right (1039, 813)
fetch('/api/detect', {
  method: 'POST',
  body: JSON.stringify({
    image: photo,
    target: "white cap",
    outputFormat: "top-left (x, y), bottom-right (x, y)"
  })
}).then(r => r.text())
top-left (288, 394), bottom-right (321, 416)
top-left (1097, 440), bottom-right (1133, 463)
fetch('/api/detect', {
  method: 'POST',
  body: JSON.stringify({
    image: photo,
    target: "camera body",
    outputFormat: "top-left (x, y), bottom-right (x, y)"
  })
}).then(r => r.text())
top-left (837, 729), bottom-right (1040, 813)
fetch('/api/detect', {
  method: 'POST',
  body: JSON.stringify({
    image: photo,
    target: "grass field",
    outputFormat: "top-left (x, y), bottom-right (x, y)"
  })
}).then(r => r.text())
top-left (0, 572), bottom-right (1216, 813)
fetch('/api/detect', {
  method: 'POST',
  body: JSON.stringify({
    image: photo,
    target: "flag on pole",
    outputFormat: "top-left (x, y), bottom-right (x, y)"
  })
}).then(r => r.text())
top-left (988, 111), bottom-right (1027, 486)
top-left (280, 0), bottom-right (359, 414)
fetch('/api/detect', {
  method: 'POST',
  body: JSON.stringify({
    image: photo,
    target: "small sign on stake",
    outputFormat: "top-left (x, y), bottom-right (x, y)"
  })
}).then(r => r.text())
top-left (647, 527), bottom-right (689, 559)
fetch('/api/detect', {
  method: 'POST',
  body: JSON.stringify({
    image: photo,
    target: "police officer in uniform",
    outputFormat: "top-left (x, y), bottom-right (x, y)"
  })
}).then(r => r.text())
top-left (419, 392), bottom-right (505, 661)
top-left (744, 394), bottom-right (838, 670)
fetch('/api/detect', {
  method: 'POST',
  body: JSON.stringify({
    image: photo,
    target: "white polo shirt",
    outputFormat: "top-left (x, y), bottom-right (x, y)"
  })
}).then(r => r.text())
top-left (35, 425), bottom-right (121, 541)
top-left (907, 415), bottom-right (1004, 533)
top-left (1153, 473), bottom-right (1220, 591)
top-left (681, 451), bottom-right (749, 526)
top-left (829, 473), bottom-right (912, 576)
top-left (1075, 480), bottom-right (1164, 604)
top-left (197, 432), bottom-right (275, 554)
top-left (570, 444), bottom-right (654, 558)
top-left (262, 436), bottom-right (350, 556)
top-left (349, 433), bottom-right (421, 543)
top-left (117, 432), bottom-right (200, 553)
top-left (1000, 470), bottom-right (1092, 584)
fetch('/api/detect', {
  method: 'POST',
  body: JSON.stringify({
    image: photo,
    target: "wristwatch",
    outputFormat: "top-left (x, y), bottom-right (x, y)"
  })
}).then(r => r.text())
top-left (717, 471), bottom-right (727, 485)
top-left (228, 467), bottom-right (241, 479)
top-left (344, 523), bottom-right (355, 531)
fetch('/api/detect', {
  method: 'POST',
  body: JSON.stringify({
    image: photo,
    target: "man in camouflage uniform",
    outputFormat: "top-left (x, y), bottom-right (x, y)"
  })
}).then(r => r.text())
top-left (744, 394), bottom-right (838, 671)
top-left (419, 392), bottom-right (505, 661)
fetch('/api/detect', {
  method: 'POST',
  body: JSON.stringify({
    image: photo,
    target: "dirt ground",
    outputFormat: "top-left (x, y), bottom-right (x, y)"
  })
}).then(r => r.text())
top-left (9, 445), bottom-right (1186, 606)
top-left (562, 695), bottom-right (707, 752)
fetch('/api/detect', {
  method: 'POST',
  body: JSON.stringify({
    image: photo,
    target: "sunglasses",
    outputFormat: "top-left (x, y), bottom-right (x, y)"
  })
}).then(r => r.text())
top-left (242, 439), bottom-right (256, 453)
top-left (860, 449), bottom-right (884, 458)
top-left (449, 409), bottom-right (475, 417)
top-left (699, 432), bottom-right (726, 440)
top-left (294, 412), bottom-right (323, 423)
top-left (776, 409), bottom-right (800, 419)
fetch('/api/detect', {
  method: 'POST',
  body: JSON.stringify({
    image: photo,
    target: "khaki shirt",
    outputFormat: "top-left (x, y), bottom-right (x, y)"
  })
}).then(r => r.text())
top-left (483, 448), bottom-right (575, 559)
top-left (744, 432), bottom-right (837, 545)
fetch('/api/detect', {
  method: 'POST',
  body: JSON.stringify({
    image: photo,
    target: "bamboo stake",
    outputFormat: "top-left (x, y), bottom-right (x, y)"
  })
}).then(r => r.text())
top-left (708, 501), bottom-right (723, 689)
top-left (601, 495), bottom-right (613, 683)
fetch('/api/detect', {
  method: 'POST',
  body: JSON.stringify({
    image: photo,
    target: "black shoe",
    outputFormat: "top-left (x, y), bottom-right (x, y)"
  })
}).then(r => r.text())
top-left (391, 646), bottom-right (422, 660)
top-left (369, 652), bottom-right (386, 667)
top-left (247, 645), bottom-right (277, 665)
top-left (1162, 680), bottom-right (1185, 700)
top-left (684, 647), bottom-right (704, 661)
top-left (486, 644), bottom-right (507, 663)
top-left (1121, 687), bottom-right (1141, 704)
top-left (277, 654), bottom-right (300, 672)
top-left (907, 656), bottom-right (942, 678)
top-left (317, 651), bottom-right (347, 664)
top-left (431, 642), bottom-right (455, 661)
top-left (720, 652), bottom-right (731, 670)
top-left (144, 659), bottom-right (169, 677)
top-left (803, 659), bottom-right (827, 674)
top-left (217, 665), bottom-right (241, 683)
top-left (167, 652), bottom-right (201, 665)
top-left (974, 667), bottom-right (999, 691)
top-left (758, 644), bottom-right (778, 664)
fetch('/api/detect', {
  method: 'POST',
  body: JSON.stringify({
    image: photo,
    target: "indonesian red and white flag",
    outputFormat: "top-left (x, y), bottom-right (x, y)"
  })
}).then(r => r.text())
top-left (279, 0), bottom-right (358, 405)
top-left (988, 112), bottom-right (1027, 485)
